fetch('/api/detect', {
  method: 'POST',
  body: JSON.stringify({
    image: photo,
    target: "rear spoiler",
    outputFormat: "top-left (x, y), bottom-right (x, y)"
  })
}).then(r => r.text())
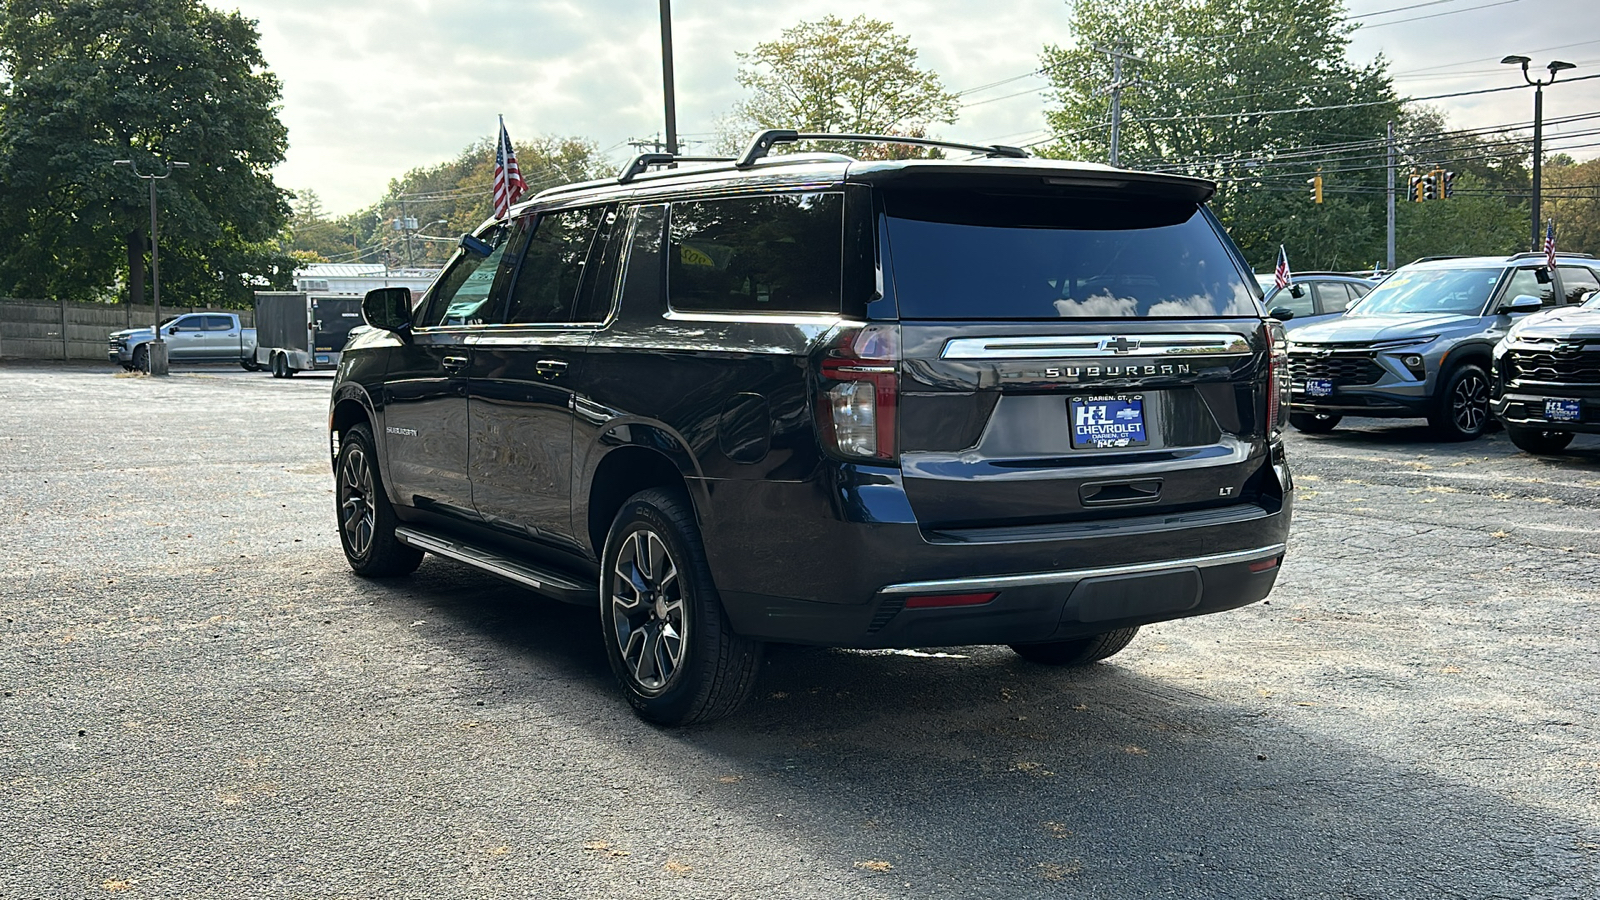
top-left (848, 159), bottom-right (1216, 205)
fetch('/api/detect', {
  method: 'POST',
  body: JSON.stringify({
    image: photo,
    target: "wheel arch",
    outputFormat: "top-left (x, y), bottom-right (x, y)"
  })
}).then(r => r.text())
top-left (584, 442), bottom-right (705, 562)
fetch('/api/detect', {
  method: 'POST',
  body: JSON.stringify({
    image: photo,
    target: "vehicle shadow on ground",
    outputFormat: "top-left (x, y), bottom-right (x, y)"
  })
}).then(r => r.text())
top-left (378, 559), bottom-right (1599, 899)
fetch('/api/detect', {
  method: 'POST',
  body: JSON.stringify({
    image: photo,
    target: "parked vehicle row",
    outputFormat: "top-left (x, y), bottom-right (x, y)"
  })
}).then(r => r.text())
top-left (329, 131), bottom-right (1295, 725)
top-left (1278, 252), bottom-right (1600, 442)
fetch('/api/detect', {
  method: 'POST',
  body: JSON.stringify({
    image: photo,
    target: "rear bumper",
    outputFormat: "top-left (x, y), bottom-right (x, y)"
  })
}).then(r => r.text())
top-left (707, 460), bottom-right (1293, 648)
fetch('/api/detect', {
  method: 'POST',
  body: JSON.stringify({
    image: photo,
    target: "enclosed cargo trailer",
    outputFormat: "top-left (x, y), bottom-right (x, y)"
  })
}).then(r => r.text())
top-left (253, 292), bottom-right (364, 377)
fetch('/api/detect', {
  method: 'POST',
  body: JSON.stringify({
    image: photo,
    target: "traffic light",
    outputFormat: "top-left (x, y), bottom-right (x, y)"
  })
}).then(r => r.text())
top-left (1422, 171), bottom-right (1438, 201)
top-left (1409, 174), bottom-right (1424, 202)
top-left (1444, 170), bottom-right (1456, 199)
top-left (1309, 171), bottom-right (1324, 204)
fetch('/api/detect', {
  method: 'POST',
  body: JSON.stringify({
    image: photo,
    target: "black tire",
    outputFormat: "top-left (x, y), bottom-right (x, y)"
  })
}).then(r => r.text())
top-left (269, 353), bottom-right (284, 378)
top-left (1506, 424), bottom-right (1575, 455)
top-left (1289, 412), bottom-right (1342, 434)
top-left (335, 423), bottom-right (424, 577)
top-left (1428, 363), bottom-right (1491, 441)
top-left (132, 344), bottom-right (149, 373)
top-left (1010, 626), bottom-right (1141, 666)
top-left (600, 488), bottom-right (762, 726)
top-left (240, 358), bottom-right (261, 372)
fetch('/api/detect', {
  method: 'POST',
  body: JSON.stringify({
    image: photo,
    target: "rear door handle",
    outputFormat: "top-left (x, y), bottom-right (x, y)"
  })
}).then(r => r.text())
top-left (442, 355), bottom-right (468, 372)
top-left (535, 359), bottom-right (569, 375)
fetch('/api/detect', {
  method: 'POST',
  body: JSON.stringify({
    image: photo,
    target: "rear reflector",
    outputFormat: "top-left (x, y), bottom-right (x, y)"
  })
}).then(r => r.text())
top-left (903, 592), bottom-right (999, 609)
top-left (1248, 556), bottom-right (1281, 573)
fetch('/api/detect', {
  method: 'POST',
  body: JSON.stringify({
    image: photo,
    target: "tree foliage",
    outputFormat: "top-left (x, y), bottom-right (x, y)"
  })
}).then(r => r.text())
top-left (1543, 158), bottom-right (1600, 257)
top-left (1395, 173), bottom-right (1526, 262)
top-left (1040, 0), bottom-right (1401, 270)
top-left (727, 15), bottom-right (959, 157)
top-left (0, 0), bottom-right (293, 305)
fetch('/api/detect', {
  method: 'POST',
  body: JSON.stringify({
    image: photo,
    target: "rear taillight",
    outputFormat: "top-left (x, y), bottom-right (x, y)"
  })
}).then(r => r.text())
top-left (1267, 321), bottom-right (1290, 434)
top-left (819, 324), bottom-right (900, 462)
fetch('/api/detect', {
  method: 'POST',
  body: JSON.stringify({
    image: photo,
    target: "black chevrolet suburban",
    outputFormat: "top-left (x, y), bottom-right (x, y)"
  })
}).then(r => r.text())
top-left (329, 131), bottom-right (1295, 724)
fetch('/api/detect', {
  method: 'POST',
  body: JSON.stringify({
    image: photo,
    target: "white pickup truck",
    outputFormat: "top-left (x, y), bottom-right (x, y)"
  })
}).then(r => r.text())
top-left (108, 312), bottom-right (260, 371)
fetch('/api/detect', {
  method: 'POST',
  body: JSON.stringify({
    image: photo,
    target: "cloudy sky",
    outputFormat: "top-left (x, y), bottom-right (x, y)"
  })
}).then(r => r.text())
top-left (222, 0), bottom-right (1600, 216)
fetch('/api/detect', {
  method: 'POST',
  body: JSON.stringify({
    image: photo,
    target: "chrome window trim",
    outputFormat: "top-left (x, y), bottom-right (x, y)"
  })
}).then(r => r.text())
top-left (877, 543), bottom-right (1286, 595)
top-left (663, 310), bottom-right (845, 326)
top-left (940, 333), bottom-right (1251, 359)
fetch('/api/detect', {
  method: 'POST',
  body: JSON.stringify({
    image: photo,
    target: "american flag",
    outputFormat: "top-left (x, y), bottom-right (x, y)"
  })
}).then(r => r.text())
top-left (492, 115), bottom-right (527, 218)
top-left (1544, 220), bottom-right (1557, 269)
top-left (1274, 246), bottom-right (1292, 290)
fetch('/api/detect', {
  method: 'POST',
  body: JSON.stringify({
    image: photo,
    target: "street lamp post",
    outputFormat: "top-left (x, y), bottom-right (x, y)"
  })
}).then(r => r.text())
top-left (113, 157), bottom-right (189, 375)
top-left (1502, 55), bottom-right (1576, 253)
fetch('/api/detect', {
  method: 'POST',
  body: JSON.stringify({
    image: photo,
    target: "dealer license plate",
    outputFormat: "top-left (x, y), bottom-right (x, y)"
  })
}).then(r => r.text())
top-left (1070, 395), bottom-right (1148, 449)
top-left (1545, 398), bottom-right (1581, 422)
top-left (1304, 378), bottom-right (1334, 398)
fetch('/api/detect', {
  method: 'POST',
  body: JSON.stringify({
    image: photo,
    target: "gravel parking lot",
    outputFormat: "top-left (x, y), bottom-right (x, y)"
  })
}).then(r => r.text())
top-left (2, 361), bottom-right (1597, 899)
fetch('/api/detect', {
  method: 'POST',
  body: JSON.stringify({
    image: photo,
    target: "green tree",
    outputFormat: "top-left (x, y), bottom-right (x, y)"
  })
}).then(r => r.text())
top-left (0, 0), bottom-right (292, 306)
top-left (1039, 0), bottom-right (1400, 271)
top-left (346, 136), bottom-right (603, 269)
top-left (1543, 158), bottom-right (1600, 257)
top-left (725, 15), bottom-right (959, 156)
top-left (1395, 173), bottom-right (1526, 262)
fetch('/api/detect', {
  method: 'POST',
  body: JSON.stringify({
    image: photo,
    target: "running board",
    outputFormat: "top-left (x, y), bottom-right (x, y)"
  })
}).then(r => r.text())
top-left (395, 526), bottom-right (596, 605)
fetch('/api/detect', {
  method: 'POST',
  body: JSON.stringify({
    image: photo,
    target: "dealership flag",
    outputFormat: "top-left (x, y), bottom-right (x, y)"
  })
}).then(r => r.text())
top-left (492, 115), bottom-right (527, 218)
top-left (1544, 220), bottom-right (1558, 269)
top-left (1274, 246), bottom-right (1292, 290)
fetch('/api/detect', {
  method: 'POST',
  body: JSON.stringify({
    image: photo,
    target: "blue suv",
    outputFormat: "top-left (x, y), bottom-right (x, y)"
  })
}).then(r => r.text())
top-left (1285, 254), bottom-right (1600, 439)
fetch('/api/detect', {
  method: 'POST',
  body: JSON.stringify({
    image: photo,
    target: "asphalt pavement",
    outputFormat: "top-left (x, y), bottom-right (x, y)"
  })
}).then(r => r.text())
top-left (1, 362), bottom-right (1596, 899)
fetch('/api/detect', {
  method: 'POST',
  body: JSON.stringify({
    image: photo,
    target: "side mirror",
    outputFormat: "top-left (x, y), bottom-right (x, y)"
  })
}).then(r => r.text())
top-left (1500, 294), bottom-right (1543, 314)
top-left (460, 233), bottom-right (494, 257)
top-left (166, 326), bottom-right (179, 335)
top-left (363, 287), bottom-right (413, 332)
top-left (1268, 306), bottom-right (1295, 321)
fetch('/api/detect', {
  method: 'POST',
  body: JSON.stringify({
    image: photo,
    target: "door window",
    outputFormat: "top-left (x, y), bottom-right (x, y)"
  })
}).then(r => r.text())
top-left (1313, 282), bottom-right (1354, 314)
top-left (667, 192), bottom-right (843, 314)
top-left (1500, 267), bottom-right (1555, 308)
top-left (203, 315), bottom-right (235, 331)
top-left (500, 206), bottom-right (608, 325)
top-left (1559, 266), bottom-right (1600, 304)
top-left (169, 315), bottom-right (205, 332)
top-left (1267, 284), bottom-right (1315, 319)
top-left (415, 224), bottom-right (514, 327)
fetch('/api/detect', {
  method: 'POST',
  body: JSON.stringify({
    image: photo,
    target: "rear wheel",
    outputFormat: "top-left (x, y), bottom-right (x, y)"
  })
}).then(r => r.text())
top-left (600, 488), bottom-right (762, 726)
top-left (269, 353), bottom-right (284, 377)
top-left (1429, 363), bottom-right (1490, 441)
top-left (1010, 626), bottom-right (1140, 666)
top-left (1506, 424), bottom-right (1575, 455)
top-left (240, 358), bottom-right (261, 372)
top-left (335, 423), bottom-right (424, 577)
top-left (1289, 412), bottom-right (1342, 434)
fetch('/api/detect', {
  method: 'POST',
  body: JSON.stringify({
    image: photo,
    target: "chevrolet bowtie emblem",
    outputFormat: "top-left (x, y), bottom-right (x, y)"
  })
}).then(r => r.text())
top-left (1098, 336), bottom-right (1140, 354)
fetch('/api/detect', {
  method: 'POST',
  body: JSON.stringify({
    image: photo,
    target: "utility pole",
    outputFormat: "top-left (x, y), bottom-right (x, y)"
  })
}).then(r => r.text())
top-left (113, 157), bottom-right (189, 376)
top-left (1095, 44), bottom-right (1143, 167)
top-left (1386, 120), bottom-right (1396, 272)
top-left (399, 196), bottom-right (415, 268)
top-left (659, 0), bottom-right (679, 155)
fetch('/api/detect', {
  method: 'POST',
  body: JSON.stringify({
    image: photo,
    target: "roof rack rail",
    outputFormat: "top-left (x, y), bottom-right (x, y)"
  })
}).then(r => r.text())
top-left (735, 130), bottom-right (1029, 169)
top-left (1408, 255), bottom-right (1469, 265)
top-left (1509, 250), bottom-right (1595, 260)
top-left (616, 152), bottom-right (737, 184)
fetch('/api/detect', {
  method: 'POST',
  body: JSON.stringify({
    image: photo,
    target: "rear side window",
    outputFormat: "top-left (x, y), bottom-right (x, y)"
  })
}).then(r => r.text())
top-left (1313, 282), bottom-right (1353, 314)
top-left (882, 191), bottom-right (1257, 319)
top-left (667, 193), bottom-right (842, 314)
top-left (1559, 265), bottom-right (1600, 304)
top-left (203, 315), bottom-right (235, 331)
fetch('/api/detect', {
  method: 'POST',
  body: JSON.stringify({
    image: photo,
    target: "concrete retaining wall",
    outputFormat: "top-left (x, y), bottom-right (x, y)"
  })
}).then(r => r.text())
top-left (0, 299), bottom-right (254, 361)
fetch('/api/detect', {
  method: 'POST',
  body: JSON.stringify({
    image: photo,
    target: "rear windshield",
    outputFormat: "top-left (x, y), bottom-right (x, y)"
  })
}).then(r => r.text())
top-left (883, 191), bottom-right (1258, 319)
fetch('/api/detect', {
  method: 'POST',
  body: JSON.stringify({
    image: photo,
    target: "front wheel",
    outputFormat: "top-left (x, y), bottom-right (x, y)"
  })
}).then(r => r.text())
top-left (1290, 412), bottom-right (1342, 434)
top-left (1010, 626), bottom-right (1141, 666)
top-left (1506, 424), bottom-right (1575, 455)
top-left (240, 358), bottom-right (262, 372)
top-left (1429, 363), bottom-right (1490, 441)
top-left (132, 344), bottom-right (149, 373)
top-left (335, 423), bottom-right (423, 577)
top-left (600, 488), bottom-right (762, 726)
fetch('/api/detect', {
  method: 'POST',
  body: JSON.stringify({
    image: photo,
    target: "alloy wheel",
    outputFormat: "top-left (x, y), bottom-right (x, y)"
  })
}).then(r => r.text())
top-left (338, 446), bottom-right (376, 559)
top-left (1452, 372), bottom-right (1488, 433)
top-left (610, 529), bottom-right (686, 694)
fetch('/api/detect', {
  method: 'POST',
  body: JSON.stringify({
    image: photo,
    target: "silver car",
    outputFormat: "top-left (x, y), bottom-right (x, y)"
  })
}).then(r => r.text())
top-left (1284, 253), bottom-right (1600, 440)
